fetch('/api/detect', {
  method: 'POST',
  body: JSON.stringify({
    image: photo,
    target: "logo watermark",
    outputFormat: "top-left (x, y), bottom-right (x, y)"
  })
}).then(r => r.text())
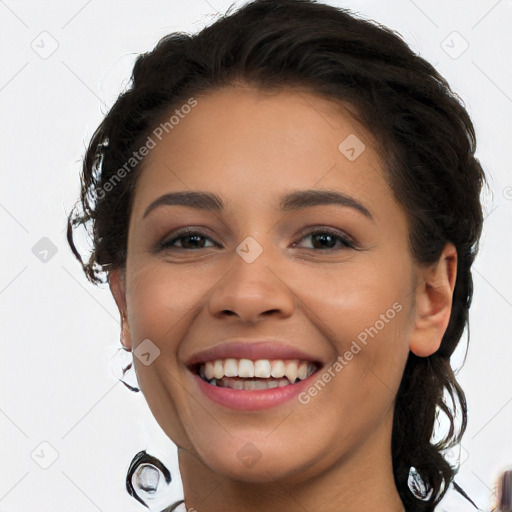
top-left (298, 301), bottom-right (403, 405)
top-left (96, 97), bottom-right (198, 200)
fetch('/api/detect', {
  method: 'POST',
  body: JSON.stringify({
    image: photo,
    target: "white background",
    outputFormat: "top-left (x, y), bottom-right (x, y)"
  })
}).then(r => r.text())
top-left (0, 1), bottom-right (511, 511)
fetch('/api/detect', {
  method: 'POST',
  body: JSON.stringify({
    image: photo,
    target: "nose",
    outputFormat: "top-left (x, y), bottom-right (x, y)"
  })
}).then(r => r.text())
top-left (207, 240), bottom-right (295, 323)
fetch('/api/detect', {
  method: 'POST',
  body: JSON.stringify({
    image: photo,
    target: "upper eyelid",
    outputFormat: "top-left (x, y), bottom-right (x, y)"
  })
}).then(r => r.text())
top-left (295, 226), bottom-right (356, 246)
top-left (158, 228), bottom-right (219, 249)
top-left (160, 226), bottom-right (357, 249)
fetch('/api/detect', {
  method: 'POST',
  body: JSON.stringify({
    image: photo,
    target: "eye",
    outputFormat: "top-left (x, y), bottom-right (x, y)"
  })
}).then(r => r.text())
top-left (291, 227), bottom-right (356, 251)
top-left (157, 226), bottom-right (357, 252)
top-left (159, 228), bottom-right (219, 251)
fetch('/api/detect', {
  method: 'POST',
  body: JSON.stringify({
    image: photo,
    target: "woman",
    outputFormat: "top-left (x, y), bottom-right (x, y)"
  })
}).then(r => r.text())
top-left (67, 0), bottom-right (489, 510)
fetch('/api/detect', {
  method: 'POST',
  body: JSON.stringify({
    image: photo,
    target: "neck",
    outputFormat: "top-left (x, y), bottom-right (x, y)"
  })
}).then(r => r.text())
top-left (176, 412), bottom-right (405, 512)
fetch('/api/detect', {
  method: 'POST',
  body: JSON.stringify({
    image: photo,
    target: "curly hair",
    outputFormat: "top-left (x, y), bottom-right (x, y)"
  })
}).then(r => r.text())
top-left (67, 1), bottom-right (487, 510)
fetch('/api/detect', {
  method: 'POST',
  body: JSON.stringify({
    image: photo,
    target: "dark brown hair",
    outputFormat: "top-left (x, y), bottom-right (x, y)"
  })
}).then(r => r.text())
top-left (67, 1), bottom-right (487, 510)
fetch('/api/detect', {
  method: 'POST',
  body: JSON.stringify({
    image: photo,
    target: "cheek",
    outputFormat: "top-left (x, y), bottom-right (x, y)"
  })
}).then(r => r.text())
top-left (125, 261), bottom-right (209, 342)
top-left (308, 254), bottom-right (411, 337)
top-left (308, 252), bottom-right (413, 390)
top-left (124, 261), bottom-right (209, 447)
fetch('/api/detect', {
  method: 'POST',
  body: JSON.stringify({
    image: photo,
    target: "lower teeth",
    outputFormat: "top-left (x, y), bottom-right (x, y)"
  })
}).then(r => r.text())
top-left (202, 376), bottom-right (295, 390)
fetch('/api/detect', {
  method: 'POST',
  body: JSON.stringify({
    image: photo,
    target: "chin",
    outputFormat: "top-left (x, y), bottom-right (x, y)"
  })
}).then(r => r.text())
top-left (196, 442), bottom-right (314, 483)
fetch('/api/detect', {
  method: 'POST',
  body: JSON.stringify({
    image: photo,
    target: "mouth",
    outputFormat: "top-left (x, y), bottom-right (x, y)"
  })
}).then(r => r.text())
top-left (188, 358), bottom-right (324, 391)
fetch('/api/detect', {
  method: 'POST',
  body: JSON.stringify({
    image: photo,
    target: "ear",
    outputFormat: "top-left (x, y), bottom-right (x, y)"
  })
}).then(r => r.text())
top-left (109, 268), bottom-right (132, 351)
top-left (409, 242), bottom-right (457, 357)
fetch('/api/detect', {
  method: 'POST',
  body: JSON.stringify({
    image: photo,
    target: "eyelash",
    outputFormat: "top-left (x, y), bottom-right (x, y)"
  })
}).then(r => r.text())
top-left (158, 226), bottom-right (357, 252)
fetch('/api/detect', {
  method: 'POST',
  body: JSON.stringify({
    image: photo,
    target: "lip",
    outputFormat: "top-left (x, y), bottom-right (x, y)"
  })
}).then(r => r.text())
top-left (188, 367), bottom-right (321, 411)
top-left (184, 340), bottom-right (325, 367)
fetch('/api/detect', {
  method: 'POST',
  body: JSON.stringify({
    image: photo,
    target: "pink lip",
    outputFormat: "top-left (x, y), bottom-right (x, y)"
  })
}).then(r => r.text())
top-left (185, 340), bottom-right (324, 367)
top-left (189, 369), bottom-right (320, 411)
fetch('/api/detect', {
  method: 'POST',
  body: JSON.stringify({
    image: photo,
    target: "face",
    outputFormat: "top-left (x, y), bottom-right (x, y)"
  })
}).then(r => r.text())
top-left (110, 84), bottom-right (451, 485)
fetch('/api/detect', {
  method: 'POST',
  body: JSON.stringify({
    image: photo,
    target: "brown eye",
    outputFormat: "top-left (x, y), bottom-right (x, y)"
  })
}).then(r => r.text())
top-left (157, 227), bottom-right (357, 252)
top-left (159, 229), bottom-right (218, 250)
top-left (292, 228), bottom-right (356, 251)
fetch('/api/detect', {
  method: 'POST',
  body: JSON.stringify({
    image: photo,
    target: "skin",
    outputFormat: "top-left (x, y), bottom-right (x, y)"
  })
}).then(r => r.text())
top-left (109, 84), bottom-right (457, 512)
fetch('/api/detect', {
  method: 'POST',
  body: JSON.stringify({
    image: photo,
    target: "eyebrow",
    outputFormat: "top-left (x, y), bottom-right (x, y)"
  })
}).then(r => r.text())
top-left (142, 189), bottom-right (374, 221)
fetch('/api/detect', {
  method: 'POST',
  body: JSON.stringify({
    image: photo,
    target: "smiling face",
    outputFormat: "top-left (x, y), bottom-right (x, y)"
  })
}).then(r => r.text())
top-left (109, 84), bottom-right (456, 498)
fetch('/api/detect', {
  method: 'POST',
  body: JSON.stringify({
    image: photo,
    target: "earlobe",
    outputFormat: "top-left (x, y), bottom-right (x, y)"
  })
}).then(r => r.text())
top-left (409, 242), bottom-right (458, 357)
top-left (109, 268), bottom-right (132, 351)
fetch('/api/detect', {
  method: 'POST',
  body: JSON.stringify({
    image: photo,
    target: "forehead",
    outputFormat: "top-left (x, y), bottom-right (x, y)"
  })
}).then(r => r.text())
top-left (131, 85), bottom-right (398, 223)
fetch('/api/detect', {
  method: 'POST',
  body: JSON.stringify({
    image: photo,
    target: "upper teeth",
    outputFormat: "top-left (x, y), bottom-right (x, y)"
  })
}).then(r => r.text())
top-left (199, 358), bottom-right (317, 382)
